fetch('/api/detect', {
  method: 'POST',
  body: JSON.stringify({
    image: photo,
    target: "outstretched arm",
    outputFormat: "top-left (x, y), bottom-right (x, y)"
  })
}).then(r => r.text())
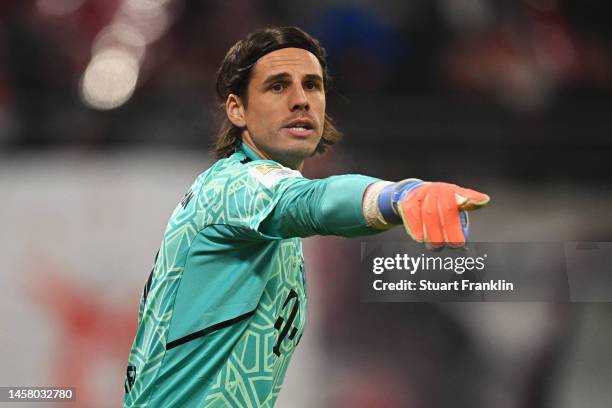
top-left (258, 174), bottom-right (490, 247)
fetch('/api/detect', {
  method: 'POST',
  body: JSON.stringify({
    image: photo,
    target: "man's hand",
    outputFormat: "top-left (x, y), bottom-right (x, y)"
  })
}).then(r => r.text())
top-left (376, 179), bottom-right (490, 248)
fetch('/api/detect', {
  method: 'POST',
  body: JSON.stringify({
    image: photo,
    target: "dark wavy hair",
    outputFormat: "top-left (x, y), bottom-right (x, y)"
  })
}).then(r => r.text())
top-left (213, 26), bottom-right (342, 159)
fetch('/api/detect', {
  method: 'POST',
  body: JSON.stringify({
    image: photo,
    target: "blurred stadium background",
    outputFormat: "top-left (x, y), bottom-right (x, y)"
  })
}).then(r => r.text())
top-left (1, 0), bottom-right (612, 407)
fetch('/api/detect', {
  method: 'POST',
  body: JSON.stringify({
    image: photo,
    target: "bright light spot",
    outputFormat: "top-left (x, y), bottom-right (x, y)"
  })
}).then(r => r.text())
top-left (92, 23), bottom-right (147, 62)
top-left (80, 48), bottom-right (139, 110)
top-left (123, 0), bottom-right (173, 10)
top-left (111, 23), bottom-right (148, 49)
top-left (115, 8), bottom-right (170, 44)
top-left (37, 0), bottom-right (86, 16)
top-left (121, 0), bottom-right (168, 19)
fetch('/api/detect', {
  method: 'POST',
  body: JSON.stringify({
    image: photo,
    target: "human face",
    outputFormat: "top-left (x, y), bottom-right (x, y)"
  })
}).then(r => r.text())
top-left (231, 47), bottom-right (326, 170)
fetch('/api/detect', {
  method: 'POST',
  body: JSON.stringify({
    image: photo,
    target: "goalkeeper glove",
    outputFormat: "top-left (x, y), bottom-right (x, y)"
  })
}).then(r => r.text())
top-left (375, 179), bottom-right (490, 248)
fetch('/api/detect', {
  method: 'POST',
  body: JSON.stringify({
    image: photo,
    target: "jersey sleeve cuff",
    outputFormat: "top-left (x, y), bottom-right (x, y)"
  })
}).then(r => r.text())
top-left (362, 181), bottom-right (397, 230)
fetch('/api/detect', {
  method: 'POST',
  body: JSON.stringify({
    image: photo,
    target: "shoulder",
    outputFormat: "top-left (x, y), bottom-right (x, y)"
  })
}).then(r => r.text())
top-left (211, 152), bottom-right (303, 191)
top-left (243, 162), bottom-right (303, 189)
top-left (212, 155), bottom-right (304, 227)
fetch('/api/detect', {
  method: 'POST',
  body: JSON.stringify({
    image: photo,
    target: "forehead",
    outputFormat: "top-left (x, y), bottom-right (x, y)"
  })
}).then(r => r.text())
top-left (251, 47), bottom-right (322, 81)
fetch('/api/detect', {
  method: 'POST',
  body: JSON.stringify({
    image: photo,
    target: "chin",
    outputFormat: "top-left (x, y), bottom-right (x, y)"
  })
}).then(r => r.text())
top-left (269, 145), bottom-right (316, 169)
top-left (290, 144), bottom-right (319, 161)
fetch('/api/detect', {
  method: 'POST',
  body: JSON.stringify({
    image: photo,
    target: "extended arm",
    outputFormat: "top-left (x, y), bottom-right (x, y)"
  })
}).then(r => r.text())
top-left (259, 174), bottom-right (381, 238)
top-left (259, 174), bottom-right (490, 247)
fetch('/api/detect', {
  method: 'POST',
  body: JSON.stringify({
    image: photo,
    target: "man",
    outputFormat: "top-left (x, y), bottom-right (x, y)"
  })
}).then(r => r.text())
top-left (124, 26), bottom-right (489, 408)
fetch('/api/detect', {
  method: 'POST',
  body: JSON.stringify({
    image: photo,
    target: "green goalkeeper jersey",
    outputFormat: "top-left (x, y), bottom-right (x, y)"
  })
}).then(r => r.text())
top-left (124, 143), bottom-right (379, 407)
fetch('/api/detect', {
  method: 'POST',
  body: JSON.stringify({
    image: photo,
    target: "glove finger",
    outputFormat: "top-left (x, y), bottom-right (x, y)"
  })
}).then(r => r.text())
top-left (421, 187), bottom-right (445, 248)
top-left (454, 186), bottom-right (490, 211)
top-left (398, 196), bottom-right (424, 242)
top-left (440, 188), bottom-right (466, 248)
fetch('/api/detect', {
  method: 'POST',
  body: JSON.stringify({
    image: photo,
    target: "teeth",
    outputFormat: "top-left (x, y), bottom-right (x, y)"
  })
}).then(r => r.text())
top-left (290, 126), bottom-right (308, 131)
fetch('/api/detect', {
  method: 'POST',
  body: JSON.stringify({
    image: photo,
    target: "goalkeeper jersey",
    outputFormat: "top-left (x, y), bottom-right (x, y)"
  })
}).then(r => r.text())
top-left (124, 143), bottom-right (379, 407)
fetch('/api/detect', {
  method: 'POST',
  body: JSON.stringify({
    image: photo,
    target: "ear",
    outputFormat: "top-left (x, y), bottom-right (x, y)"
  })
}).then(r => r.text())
top-left (226, 94), bottom-right (246, 128)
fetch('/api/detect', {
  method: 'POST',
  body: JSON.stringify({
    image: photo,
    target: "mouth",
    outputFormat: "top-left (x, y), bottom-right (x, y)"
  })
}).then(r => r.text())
top-left (282, 118), bottom-right (315, 138)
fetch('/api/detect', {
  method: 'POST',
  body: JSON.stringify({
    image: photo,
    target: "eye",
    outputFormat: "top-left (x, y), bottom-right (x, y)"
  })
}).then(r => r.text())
top-left (304, 80), bottom-right (319, 90)
top-left (270, 82), bottom-right (285, 92)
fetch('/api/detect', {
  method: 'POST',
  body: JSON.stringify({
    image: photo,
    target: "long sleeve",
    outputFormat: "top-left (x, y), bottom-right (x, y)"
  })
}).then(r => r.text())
top-left (257, 174), bottom-right (383, 239)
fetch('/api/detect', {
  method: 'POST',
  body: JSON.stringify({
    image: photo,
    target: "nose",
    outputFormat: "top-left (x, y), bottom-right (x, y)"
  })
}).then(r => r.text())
top-left (288, 84), bottom-right (309, 112)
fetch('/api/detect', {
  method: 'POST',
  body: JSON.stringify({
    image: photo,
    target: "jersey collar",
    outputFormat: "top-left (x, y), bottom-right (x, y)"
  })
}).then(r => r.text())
top-left (237, 142), bottom-right (264, 162)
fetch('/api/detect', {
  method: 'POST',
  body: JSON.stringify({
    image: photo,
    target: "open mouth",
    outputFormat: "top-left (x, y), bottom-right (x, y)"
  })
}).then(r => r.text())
top-left (283, 125), bottom-right (314, 138)
top-left (282, 118), bottom-right (315, 137)
top-left (284, 120), bottom-right (314, 131)
top-left (287, 125), bottom-right (311, 131)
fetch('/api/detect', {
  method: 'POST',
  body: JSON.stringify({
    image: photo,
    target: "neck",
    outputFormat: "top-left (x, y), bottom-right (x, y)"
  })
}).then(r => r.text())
top-left (242, 137), bottom-right (304, 171)
top-left (242, 138), bottom-right (271, 161)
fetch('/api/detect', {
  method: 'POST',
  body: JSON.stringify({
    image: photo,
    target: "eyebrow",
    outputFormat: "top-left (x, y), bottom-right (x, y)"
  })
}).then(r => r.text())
top-left (261, 72), bottom-right (324, 88)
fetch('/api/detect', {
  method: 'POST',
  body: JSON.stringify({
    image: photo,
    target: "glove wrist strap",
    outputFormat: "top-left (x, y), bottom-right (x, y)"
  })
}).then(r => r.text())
top-left (377, 178), bottom-right (425, 224)
top-left (377, 183), bottom-right (402, 224)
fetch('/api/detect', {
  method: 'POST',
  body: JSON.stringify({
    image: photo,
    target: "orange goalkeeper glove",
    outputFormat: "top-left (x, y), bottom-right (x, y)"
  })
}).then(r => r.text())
top-left (377, 179), bottom-right (490, 248)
